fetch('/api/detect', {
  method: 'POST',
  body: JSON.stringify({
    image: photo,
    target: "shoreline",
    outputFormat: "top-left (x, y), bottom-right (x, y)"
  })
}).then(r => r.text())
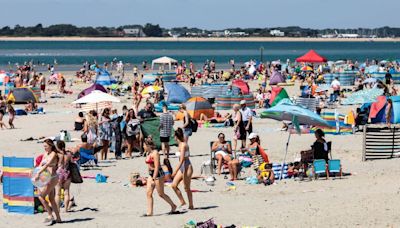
top-left (0, 36), bottom-right (398, 42)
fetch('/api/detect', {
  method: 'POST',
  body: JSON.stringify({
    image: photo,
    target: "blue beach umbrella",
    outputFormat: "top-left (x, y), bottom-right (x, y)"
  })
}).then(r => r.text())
top-left (261, 103), bottom-right (330, 180)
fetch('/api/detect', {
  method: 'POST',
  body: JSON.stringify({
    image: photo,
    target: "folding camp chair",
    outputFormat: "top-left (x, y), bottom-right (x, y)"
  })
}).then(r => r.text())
top-left (78, 148), bottom-right (98, 167)
top-left (210, 141), bottom-right (232, 175)
top-left (312, 159), bottom-right (328, 180)
top-left (327, 160), bottom-right (342, 179)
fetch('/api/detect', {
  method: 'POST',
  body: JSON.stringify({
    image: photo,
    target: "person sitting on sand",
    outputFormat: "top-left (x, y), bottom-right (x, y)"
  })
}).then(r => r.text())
top-left (300, 129), bottom-right (329, 166)
top-left (211, 133), bottom-right (240, 180)
top-left (199, 112), bottom-right (232, 124)
top-left (257, 163), bottom-right (275, 185)
top-left (25, 100), bottom-right (38, 112)
top-left (74, 112), bottom-right (85, 131)
top-left (71, 133), bottom-right (96, 161)
top-left (143, 136), bottom-right (178, 216)
top-left (243, 133), bottom-right (269, 170)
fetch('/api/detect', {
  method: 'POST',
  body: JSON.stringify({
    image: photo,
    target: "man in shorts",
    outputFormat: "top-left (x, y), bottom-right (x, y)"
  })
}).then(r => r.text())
top-left (159, 103), bottom-right (174, 158)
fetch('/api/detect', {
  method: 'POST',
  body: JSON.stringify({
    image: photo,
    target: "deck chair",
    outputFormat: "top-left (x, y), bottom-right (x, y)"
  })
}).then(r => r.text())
top-left (312, 159), bottom-right (328, 180)
top-left (327, 160), bottom-right (342, 179)
top-left (210, 141), bottom-right (232, 175)
top-left (78, 148), bottom-right (98, 167)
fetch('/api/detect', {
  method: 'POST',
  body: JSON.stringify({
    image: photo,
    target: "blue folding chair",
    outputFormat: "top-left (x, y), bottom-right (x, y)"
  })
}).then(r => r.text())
top-left (313, 159), bottom-right (328, 180)
top-left (328, 159), bottom-right (342, 179)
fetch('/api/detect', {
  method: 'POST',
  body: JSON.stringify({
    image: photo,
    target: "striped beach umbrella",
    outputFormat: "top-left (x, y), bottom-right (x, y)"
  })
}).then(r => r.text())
top-left (185, 96), bottom-right (214, 120)
top-left (301, 66), bottom-right (313, 71)
top-left (141, 85), bottom-right (162, 95)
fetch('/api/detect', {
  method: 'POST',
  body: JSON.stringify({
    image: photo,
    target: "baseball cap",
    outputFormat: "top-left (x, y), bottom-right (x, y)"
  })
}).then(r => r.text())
top-left (240, 100), bottom-right (246, 105)
top-left (248, 132), bottom-right (258, 139)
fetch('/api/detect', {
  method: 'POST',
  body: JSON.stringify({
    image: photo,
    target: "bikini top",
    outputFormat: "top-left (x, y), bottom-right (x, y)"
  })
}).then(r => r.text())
top-left (145, 155), bottom-right (154, 165)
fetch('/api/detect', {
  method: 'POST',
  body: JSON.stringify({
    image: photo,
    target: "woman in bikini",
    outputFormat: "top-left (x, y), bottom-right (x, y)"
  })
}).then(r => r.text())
top-left (34, 139), bottom-right (62, 224)
top-left (212, 133), bottom-right (240, 180)
top-left (144, 136), bottom-right (177, 216)
top-left (0, 96), bottom-right (6, 129)
top-left (171, 128), bottom-right (194, 209)
top-left (55, 140), bottom-right (73, 213)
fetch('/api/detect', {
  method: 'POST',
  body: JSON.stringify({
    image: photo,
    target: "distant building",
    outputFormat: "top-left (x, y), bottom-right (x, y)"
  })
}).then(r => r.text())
top-left (123, 28), bottom-right (145, 37)
top-left (270, 29), bottom-right (285, 37)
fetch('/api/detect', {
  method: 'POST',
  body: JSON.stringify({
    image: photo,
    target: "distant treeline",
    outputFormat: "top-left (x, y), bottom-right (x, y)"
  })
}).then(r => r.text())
top-left (0, 23), bottom-right (399, 37)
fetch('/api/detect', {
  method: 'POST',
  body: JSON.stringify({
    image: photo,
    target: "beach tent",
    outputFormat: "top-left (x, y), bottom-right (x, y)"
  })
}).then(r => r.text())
top-left (78, 83), bottom-right (107, 99)
top-left (296, 50), bottom-right (327, 63)
top-left (369, 96), bottom-right (400, 124)
top-left (183, 96), bottom-right (214, 120)
top-left (151, 56), bottom-right (178, 71)
top-left (269, 71), bottom-right (286, 85)
top-left (269, 87), bottom-right (289, 107)
top-left (140, 117), bottom-right (177, 150)
top-left (7, 87), bottom-right (38, 104)
top-left (2, 156), bottom-right (35, 214)
top-left (165, 82), bottom-right (191, 104)
top-left (232, 79), bottom-right (250, 95)
top-left (95, 68), bottom-right (116, 86)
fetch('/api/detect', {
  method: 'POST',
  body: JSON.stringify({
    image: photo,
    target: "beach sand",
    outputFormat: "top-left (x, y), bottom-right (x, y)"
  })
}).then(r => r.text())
top-left (1, 71), bottom-right (400, 227)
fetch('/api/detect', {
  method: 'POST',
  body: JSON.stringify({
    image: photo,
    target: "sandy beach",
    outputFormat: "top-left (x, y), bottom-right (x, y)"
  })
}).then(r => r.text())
top-left (0, 36), bottom-right (398, 42)
top-left (1, 70), bottom-right (400, 228)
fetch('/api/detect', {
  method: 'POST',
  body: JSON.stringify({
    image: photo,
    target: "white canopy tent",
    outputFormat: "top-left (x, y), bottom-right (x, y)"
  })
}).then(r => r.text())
top-left (151, 56), bottom-right (178, 71)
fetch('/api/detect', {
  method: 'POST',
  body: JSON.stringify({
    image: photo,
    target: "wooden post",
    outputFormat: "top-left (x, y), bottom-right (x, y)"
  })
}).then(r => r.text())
top-left (362, 124), bottom-right (367, 161)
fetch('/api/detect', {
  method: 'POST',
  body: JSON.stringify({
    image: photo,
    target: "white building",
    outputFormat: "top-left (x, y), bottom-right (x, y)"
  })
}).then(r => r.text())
top-left (270, 29), bottom-right (285, 37)
top-left (123, 28), bottom-right (145, 37)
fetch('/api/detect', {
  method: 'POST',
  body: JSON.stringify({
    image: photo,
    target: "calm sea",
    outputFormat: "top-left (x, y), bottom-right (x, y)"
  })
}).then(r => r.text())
top-left (0, 41), bottom-right (399, 70)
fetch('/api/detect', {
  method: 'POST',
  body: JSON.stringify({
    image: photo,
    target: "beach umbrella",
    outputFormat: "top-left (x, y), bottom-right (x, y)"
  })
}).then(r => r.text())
top-left (301, 66), bottom-right (313, 71)
top-left (72, 90), bottom-right (120, 113)
top-left (72, 90), bottom-right (120, 104)
top-left (141, 85), bottom-right (162, 95)
top-left (261, 103), bottom-right (329, 180)
top-left (184, 96), bottom-right (214, 120)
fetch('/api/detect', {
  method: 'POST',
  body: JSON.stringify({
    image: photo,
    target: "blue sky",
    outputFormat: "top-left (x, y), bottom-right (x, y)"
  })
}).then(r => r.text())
top-left (1, 0), bottom-right (399, 29)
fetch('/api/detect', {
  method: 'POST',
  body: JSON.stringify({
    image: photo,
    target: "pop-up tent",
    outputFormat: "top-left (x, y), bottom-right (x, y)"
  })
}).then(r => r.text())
top-left (183, 96), bottom-right (214, 120)
top-left (7, 87), bottom-right (38, 104)
top-left (165, 82), bottom-right (191, 104)
top-left (151, 56), bottom-right (178, 71)
top-left (369, 96), bottom-right (400, 124)
top-left (269, 87), bottom-right (289, 107)
top-left (78, 83), bottom-right (107, 99)
top-left (296, 50), bottom-right (327, 63)
top-left (95, 68), bottom-right (116, 86)
top-left (232, 79), bottom-right (250, 95)
top-left (269, 71), bottom-right (286, 85)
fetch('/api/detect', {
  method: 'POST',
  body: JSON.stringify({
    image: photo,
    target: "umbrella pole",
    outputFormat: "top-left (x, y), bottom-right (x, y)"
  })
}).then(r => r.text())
top-left (280, 131), bottom-right (291, 180)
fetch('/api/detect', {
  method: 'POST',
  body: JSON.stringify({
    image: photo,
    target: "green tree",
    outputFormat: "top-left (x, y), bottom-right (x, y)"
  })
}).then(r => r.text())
top-left (143, 23), bottom-right (162, 37)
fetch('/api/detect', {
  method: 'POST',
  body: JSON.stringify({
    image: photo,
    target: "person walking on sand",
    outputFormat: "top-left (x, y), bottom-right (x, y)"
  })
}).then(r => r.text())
top-left (34, 139), bottom-right (62, 225)
top-left (143, 136), bottom-right (178, 216)
top-left (99, 108), bottom-right (112, 160)
top-left (7, 100), bottom-right (15, 129)
top-left (0, 96), bottom-right (7, 129)
top-left (171, 128), bottom-right (194, 210)
top-left (386, 98), bottom-right (393, 127)
top-left (159, 103), bottom-right (174, 158)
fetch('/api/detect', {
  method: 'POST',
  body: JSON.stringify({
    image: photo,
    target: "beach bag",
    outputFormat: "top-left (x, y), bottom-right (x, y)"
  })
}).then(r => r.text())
top-left (127, 119), bottom-right (140, 136)
top-left (69, 162), bottom-right (83, 184)
top-left (190, 118), bottom-right (198, 132)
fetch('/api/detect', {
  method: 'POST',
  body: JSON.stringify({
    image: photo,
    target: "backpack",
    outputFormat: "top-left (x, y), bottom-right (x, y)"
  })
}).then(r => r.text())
top-left (190, 118), bottom-right (198, 132)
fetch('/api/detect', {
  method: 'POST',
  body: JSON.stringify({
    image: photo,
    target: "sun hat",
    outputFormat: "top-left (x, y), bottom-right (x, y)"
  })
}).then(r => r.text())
top-left (248, 132), bottom-right (258, 139)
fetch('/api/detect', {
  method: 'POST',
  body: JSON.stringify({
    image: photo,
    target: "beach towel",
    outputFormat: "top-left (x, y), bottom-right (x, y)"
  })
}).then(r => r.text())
top-left (140, 117), bottom-right (177, 150)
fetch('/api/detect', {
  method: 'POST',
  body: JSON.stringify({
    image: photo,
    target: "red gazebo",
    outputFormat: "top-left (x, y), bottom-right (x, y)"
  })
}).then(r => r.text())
top-left (296, 50), bottom-right (327, 63)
